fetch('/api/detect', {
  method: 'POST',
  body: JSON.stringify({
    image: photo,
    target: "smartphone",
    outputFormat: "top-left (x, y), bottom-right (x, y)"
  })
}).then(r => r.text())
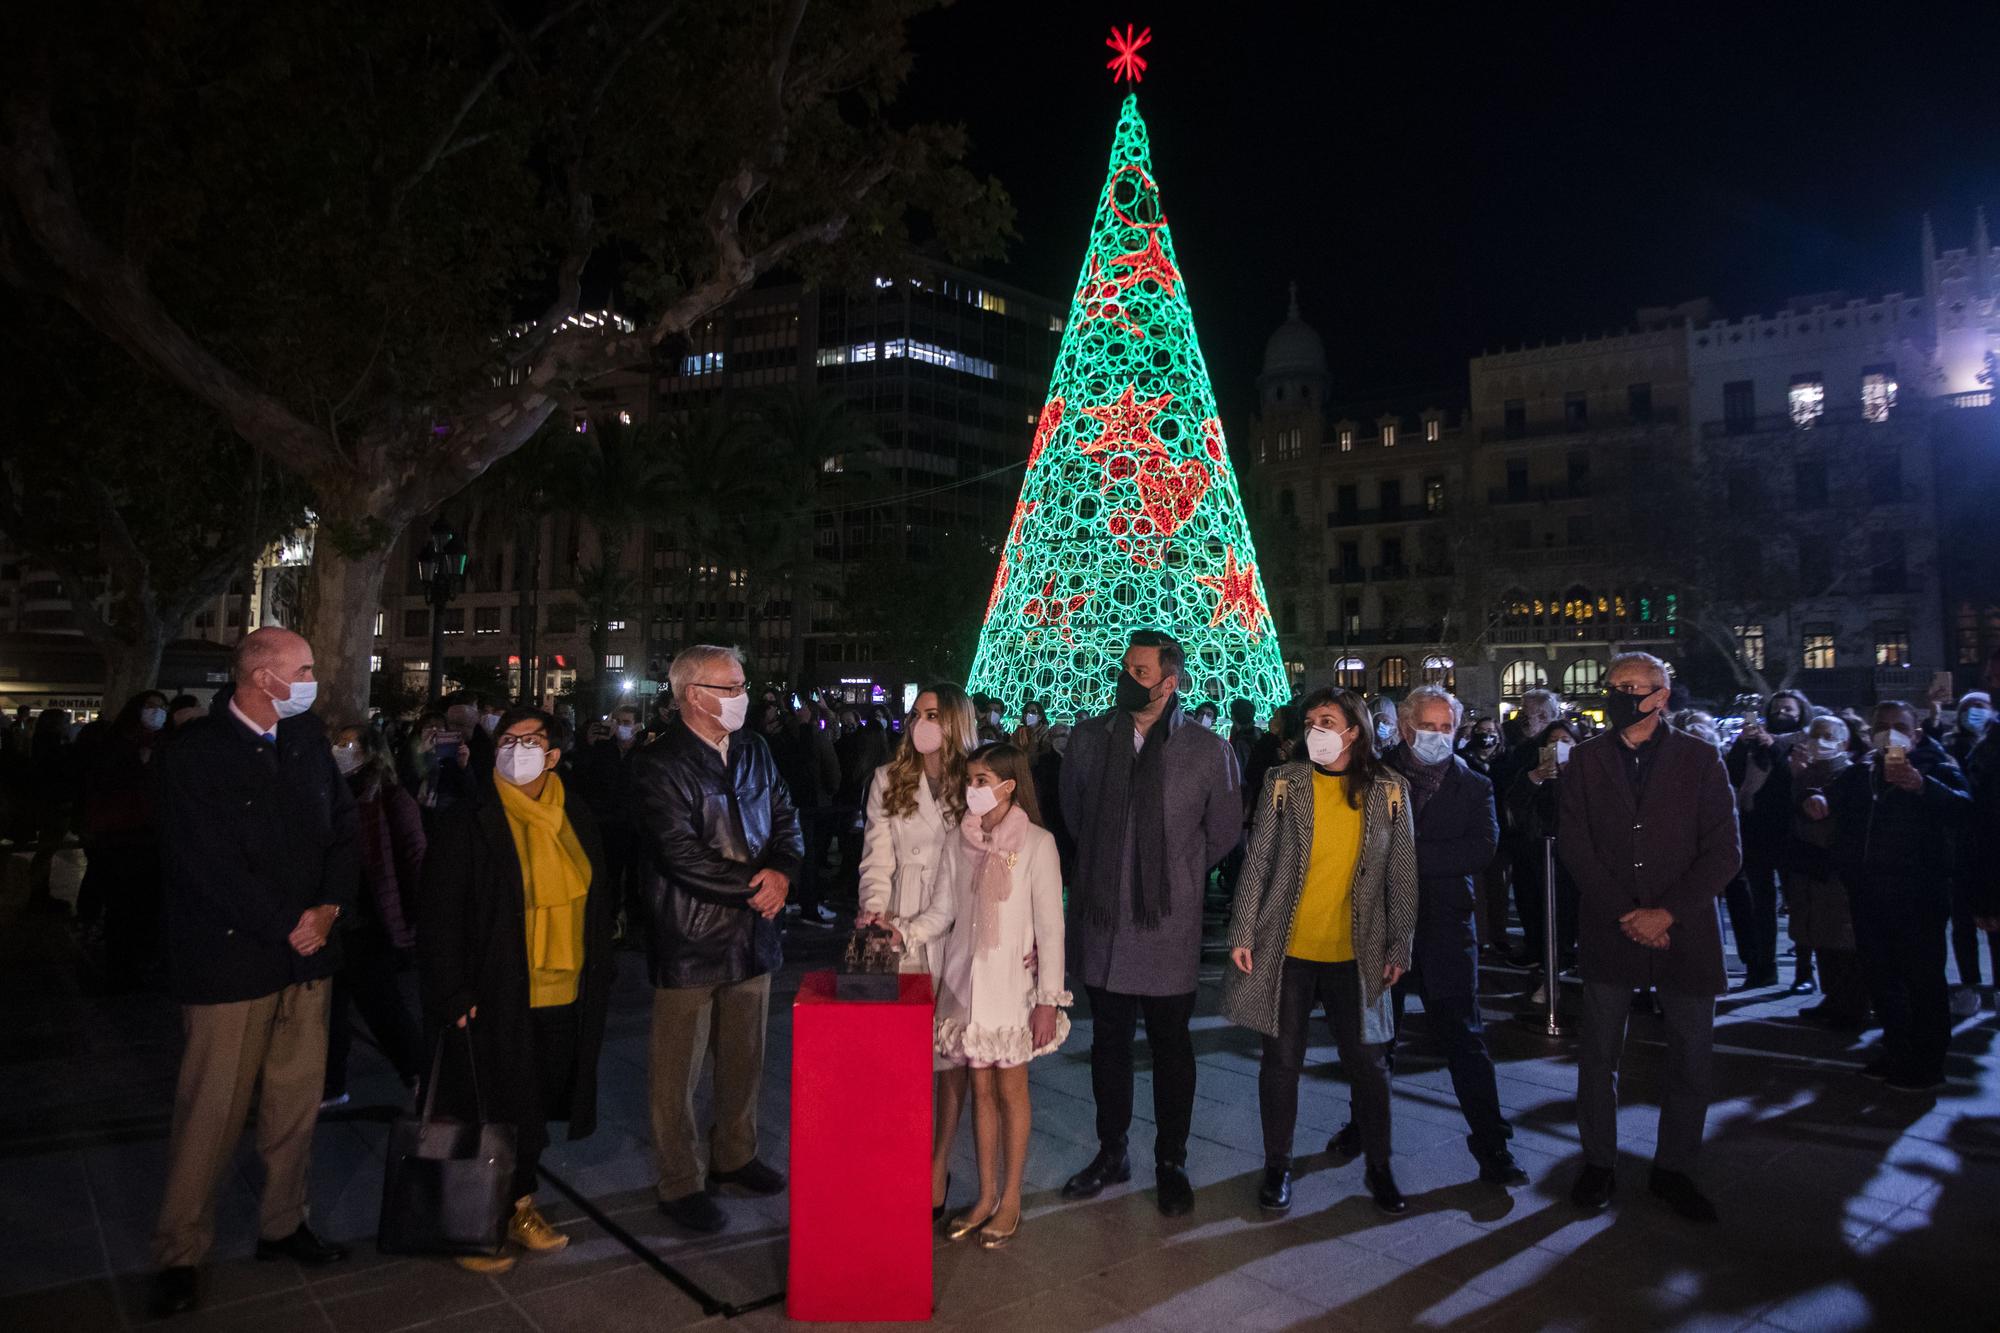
top-left (1545, 740), bottom-right (1572, 767)
top-left (433, 731), bottom-right (463, 763)
top-left (1885, 744), bottom-right (1908, 766)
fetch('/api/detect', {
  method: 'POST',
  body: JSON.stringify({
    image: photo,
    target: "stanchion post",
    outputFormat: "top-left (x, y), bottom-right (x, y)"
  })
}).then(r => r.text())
top-left (1539, 834), bottom-right (1564, 1037)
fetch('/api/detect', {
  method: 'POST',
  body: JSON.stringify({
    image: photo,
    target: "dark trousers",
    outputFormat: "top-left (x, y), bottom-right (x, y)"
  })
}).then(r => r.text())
top-left (1816, 948), bottom-right (1871, 1025)
top-left (516, 1002), bottom-right (580, 1197)
top-left (1577, 980), bottom-right (1713, 1173)
top-left (1259, 958), bottom-right (1391, 1168)
top-left (325, 929), bottom-right (424, 1097)
top-left (1515, 841), bottom-right (1578, 969)
top-left (1853, 891), bottom-right (1950, 1083)
top-left (1392, 959), bottom-right (1511, 1158)
top-left (1085, 985), bottom-right (1197, 1167)
top-left (792, 808), bottom-right (825, 913)
top-left (1949, 877), bottom-right (2000, 990)
top-left (1479, 857), bottom-right (1512, 948)
top-left (604, 827), bottom-right (645, 936)
top-left (91, 841), bottom-right (163, 987)
top-left (1725, 857), bottom-right (1781, 980)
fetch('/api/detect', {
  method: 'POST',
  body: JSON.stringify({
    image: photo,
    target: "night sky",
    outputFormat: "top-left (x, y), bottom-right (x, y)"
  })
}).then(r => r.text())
top-left (898, 1), bottom-right (2000, 425)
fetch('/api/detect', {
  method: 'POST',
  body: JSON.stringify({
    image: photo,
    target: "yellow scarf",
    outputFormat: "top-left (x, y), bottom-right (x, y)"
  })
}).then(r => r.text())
top-left (495, 771), bottom-right (593, 1008)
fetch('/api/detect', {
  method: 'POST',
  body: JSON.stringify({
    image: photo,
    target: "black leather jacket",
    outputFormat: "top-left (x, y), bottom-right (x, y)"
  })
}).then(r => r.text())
top-left (631, 718), bottom-right (804, 988)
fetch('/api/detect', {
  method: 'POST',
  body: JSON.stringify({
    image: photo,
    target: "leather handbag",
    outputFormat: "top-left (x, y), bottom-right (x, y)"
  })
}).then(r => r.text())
top-left (377, 1027), bottom-right (517, 1256)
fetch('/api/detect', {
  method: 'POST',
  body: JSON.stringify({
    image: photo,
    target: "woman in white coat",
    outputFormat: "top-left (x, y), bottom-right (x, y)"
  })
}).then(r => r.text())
top-left (893, 742), bottom-right (1069, 1249)
top-left (856, 683), bottom-right (977, 1216)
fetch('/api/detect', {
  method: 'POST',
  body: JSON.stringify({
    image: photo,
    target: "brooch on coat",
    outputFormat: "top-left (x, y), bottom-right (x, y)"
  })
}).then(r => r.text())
top-left (1003, 851), bottom-right (1019, 870)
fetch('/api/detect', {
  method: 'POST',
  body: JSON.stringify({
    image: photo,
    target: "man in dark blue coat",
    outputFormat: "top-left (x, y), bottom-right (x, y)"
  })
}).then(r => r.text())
top-left (148, 628), bottom-right (358, 1318)
top-left (1383, 685), bottom-right (1526, 1186)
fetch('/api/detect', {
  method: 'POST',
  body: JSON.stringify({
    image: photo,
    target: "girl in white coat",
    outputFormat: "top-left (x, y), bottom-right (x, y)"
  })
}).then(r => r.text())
top-left (894, 742), bottom-right (1069, 1249)
top-left (855, 684), bottom-right (977, 1216)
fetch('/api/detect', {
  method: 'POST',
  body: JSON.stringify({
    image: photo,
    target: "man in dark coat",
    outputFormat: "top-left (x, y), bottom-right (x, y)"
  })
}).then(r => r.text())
top-left (631, 646), bottom-right (803, 1234)
top-left (568, 702), bottom-right (648, 940)
top-left (1558, 652), bottom-right (1741, 1223)
top-left (1810, 700), bottom-right (1972, 1092)
top-left (147, 629), bottom-right (358, 1318)
top-left (1058, 629), bottom-right (1241, 1217)
top-left (1724, 689), bottom-right (1812, 990)
top-left (1387, 687), bottom-right (1526, 1187)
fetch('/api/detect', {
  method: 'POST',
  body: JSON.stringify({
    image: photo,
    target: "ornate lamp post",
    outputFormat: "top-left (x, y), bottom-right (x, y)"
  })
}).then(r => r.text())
top-left (416, 516), bottom-right (469, 705)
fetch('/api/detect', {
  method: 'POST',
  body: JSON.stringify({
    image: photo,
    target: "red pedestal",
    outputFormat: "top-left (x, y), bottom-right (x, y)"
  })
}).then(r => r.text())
top-left (788, 970), bottom-right (935, 1323)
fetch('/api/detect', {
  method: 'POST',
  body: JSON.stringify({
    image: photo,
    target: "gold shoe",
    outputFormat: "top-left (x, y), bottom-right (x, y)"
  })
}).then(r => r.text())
top-left (508, 1196), bottom-right (570, 1253)
top-left (977, 1214), bottom-right (1021, 1250)
top-left (943, 1205), bottom-right (998, 1243)
top-left (455, 1252), bottom-right (517, 1274)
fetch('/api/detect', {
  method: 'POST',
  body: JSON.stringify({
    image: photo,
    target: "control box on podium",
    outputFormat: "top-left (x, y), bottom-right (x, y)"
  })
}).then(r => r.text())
top-left (788, 970), bottom-right (935, 1322)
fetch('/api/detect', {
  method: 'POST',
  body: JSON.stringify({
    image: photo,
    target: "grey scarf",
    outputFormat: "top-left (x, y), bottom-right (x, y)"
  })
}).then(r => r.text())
top-left (1081, 702), bottom-right (1177, 930)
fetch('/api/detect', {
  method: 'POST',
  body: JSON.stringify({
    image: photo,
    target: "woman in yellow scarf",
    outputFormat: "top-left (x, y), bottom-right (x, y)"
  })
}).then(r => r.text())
top-left (418, 706), bottom-right (616, 1273)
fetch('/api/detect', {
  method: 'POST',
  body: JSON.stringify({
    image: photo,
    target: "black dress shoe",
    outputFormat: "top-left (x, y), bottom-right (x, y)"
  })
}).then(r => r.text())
top-left (149, 1266), bottom-right (197, 1318)
top-left (254, 1225), bottom-right (348, 1266)
top-left (1060, 1147), bottom-right (1132, 1200)
top-left (1788, 978), bottom-right (1817, 996)
top-left (1326, 1122), bottom-right (1360, 1160)
top-left (1647, 1167), bottom-right (1718, 1223)
top-left (659, 1190), bottom-right (728, 1233)
top-left (1364, 1163), bottom-right (1407, 1215)
top-left (1739, 971), bottom-right (1780, 991)
top-left (1257, 1164), bottom-right (1293, 1213)
top-left (1475, 1146), bottom-right (1530, 1187)
top-left (1156, 1162), bottom-right (1194, 1217)
top-left (1570, 1164), bottom-right (1615, 1211)
top-left (708, 1157), bottom-right (786, 1196)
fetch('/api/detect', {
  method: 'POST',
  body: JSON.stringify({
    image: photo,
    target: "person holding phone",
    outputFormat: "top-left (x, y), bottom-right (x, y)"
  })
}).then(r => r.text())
top-left (1223, 687), bottom-right (1418, 1216)
top-left (886, 743), bottom-right (1068, 1248)
top-left (1508, 715), bottom-right (1582, 1001)
top-left (1805, 700), bottom-right (1971, 1092)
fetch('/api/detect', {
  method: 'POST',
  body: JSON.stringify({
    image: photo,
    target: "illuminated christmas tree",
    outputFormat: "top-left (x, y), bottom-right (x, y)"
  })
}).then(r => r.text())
top-left (966, 35), bottom-right (1290, 722)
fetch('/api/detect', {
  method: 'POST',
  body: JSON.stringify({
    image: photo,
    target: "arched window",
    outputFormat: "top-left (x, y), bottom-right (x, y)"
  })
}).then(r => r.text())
top-left (1377, 656), bottom-right (1410, 691)
top-left (1562, 658), bottom-right (1606, 695)
top-left (1421, 654), bottom-right (1457, 691)
top-left (1333, 656), bottom-right (1366, 689)
top-left (1500, 659), bottom-right (1549, 699)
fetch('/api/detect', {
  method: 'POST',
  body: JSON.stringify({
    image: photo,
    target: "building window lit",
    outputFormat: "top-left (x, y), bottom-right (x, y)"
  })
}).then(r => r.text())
top-left (1421, 654), bottom-right (1456, 691)
top-left (1424, 476), bottom-right (1446, 514)
top-left (1562, 658), bottom-right (1605, 694)
top-left (1333, 656), bottom-right (1366, 689)
top-left (373, 611), bottom-right (385, 636)
top-left (1425, 418), bottom-right (1440, 442)
top-left (1861, 367), bottom-right (1898, 423)
top-left (605, 654), bottom-right (625, 670)
top-left (1788, 373), bottom-right (1825, 428)
top-left (1873, 626), bottom-right (1911, 668)
top-left (369, 655), bottom-right (383, 673)
top-left (619, 409), bottom-right (633, 425)
top-left (1733, 623), bottom-right (1766, 672)
top-left (1377, 656), bottom-right (1409, 690)
top-left (606, 619), bottom-right (627, 631)
top-left (1500, 659), bottom-right (1550, 698)
top-left (1802, 631), bottom-right (1836, 671)
top-left (680, 352), bottom-right (726, 376)
top-left (882, 338), bottom-right (996, 379)
top-left (1381, 423), bottom-right (1397, 448)
top-left (1338, 428), bottom-right (1354, 452)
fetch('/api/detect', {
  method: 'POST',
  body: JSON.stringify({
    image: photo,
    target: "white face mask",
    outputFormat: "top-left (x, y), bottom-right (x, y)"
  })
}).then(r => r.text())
top-left (479, 713), bottom-right (501, 733)
top-left (1023, 711), bottom-right (1042, 727)
top-left (1409, 730), bottom-right (1454, 765)
top-left (497, 744), bottom-right (548, 786)
top-left (716, 692), bottom-right (749, 733)
top-left (268, 676), bottom-right (317, 719)
top-left (1304, 725), bottom-right (1346, 768)
top-left (1197, 714), bottom-right (1215, 729)
top-left (1553, 740), bottom-right (1574, 765)
top-left (988, 709), bottom-right (1004, 727)
top-left (332, 743), bottom-right (364, 776)
top-left (1961, 706), bottom-right (1993, 733)
top-left (140, 707), bottom-right (168, 732)
top-left (615, 723), bottom-right (637, 744)
top-left (911, 718), bottom-right (944, 754)
top-left (1872, 729), bottom-right (1912, 753)
top-left (1810, 736), bottom-right (1845, 759)
top-left (964, 782), bottom-right (1006, 816)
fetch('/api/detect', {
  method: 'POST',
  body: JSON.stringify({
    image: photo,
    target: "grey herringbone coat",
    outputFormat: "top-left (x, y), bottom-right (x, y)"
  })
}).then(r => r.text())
top-left (1221, 763), bottom-right (1419, 1045)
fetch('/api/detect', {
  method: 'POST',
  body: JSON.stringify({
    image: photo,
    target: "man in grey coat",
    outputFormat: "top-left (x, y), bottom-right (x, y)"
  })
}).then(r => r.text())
top-left (1058, 629), bottom-right (1242, 1216)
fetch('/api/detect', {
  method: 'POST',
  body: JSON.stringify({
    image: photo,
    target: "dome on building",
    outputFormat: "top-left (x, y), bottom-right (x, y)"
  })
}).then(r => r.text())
top-left (1261, 282), bottom-right (1327, 380)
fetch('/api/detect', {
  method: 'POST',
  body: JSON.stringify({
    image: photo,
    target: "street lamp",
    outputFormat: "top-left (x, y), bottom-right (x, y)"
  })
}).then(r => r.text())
top-left (416, 516), bottom-right (469, 705)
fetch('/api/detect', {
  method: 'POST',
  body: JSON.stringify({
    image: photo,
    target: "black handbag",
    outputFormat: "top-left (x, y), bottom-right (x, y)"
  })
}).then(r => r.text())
top-left (377, 1027), bottom-right (517, 1256)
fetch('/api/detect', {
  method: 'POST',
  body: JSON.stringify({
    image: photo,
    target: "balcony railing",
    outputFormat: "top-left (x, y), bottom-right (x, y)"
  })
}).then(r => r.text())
top-left (1325, 503), bottom-right (1441, 528)
top-left (1490, 622), bottom-right (1675, 645)
top-left (1485, 481), bottom-right (1594, 505)
top-left (1479, 407), bottom-right (1679, 443)
top-left (1700, 404), bottom-right (1905, 438)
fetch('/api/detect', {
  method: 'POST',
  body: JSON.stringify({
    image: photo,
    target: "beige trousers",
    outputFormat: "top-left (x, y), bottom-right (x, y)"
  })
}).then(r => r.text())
top-left (648, 974), bottom-right (770, 1200)
top-left (152, 980), bottom-right (329, 1268)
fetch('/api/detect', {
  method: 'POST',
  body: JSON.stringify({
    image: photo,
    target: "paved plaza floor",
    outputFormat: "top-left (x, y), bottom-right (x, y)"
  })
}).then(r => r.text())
top-left (2, 864), bottom-right (1996, 1332)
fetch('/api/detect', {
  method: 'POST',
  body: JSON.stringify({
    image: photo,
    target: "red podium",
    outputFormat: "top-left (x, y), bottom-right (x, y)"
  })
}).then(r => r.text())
top-left (788, 970), bottom-right (935, 1322)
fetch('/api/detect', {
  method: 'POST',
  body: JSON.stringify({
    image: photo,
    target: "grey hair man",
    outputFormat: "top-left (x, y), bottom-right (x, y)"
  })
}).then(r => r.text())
top-left (1380, 686), bottom-right (1525, 1187)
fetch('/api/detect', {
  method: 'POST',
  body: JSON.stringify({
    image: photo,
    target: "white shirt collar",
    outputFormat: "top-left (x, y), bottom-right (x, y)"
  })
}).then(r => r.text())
top-left (228, 697), bottom-right (273, 741)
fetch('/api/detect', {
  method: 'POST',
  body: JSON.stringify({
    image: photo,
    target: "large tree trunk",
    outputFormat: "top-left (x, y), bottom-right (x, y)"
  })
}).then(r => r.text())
top-left (303, 530), bottom-right (393, 724)
top-left (97, 618), bottom-right (168, 713)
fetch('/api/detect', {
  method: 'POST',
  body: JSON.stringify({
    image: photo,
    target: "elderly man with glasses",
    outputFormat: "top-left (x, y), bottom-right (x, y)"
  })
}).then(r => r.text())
top-left (631, 645), bottom-right (803, 1234)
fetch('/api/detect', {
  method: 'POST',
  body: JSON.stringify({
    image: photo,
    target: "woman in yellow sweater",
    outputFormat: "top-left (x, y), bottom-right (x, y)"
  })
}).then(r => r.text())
top-left (1222, 687), bottom-right (1419, 1218)
top-left (419, 706), bottom-right (616, 1273)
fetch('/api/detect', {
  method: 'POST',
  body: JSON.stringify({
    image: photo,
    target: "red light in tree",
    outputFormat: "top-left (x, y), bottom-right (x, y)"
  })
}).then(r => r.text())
top-left (1105, 24), bottom-right (1152, 83)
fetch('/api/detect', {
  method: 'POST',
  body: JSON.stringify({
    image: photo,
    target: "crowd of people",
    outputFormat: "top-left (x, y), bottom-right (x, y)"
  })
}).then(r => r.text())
top-left (17, 624), bottom-right (1997, 1318)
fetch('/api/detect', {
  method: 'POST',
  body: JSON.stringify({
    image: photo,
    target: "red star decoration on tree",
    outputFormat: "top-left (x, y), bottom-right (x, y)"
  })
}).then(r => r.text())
top-left (1108, 230), bottom-right (1180, 296)
top-left (1079, 385), bottom-right (1172, 464)
top-left (1021, 575), bottom-right (1092, 644)
top-left (1198, 546), bottom-right (1268, 632)
top-left (1026, 398), bottom-right (1064, 469)
top-left (1105, 24), bottom-right (1152, 83)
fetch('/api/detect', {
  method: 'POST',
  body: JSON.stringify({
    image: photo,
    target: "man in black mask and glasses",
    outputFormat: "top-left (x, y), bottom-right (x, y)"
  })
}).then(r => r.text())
top-left (1059, 629), bottom-right (1242, 1215)
top-left (1558, 652), bottom-right (1740, 1224)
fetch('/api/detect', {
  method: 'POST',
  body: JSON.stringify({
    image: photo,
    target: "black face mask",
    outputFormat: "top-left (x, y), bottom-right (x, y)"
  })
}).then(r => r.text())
top-left (1766, 712), bottom-right (1803, 735)
top-left (1604, 689), bottom-right (1656, 732)
top-left (1116, 670), bottom-right (1160, 713)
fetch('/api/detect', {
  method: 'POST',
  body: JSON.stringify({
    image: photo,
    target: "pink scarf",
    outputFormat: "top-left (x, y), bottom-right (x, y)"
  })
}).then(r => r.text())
top-left (959, 805), bottom-right (1031, 958)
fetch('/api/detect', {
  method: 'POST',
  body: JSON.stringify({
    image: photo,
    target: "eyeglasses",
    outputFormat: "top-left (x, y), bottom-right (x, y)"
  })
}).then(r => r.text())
top-left (1606, 684), bottom-right (1659, 697)
top-left (496, 734), bottom-right (549, 751)
top-left (689, 681), bottom-right (748, 697)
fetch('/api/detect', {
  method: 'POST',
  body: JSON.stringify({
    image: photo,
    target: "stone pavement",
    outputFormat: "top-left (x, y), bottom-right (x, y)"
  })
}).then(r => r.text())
top-left (2, 875), bottom-right (1997, 1333)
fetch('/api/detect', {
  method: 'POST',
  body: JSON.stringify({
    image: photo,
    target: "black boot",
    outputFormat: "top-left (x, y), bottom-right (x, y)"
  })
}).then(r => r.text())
top-left (1257, 1162), bottom-right (1293, 1213)
top-left (1570, 1164), bottom-right (1615, 1212)
top-left (1364, 1162), bottom-right (1407, 1215)
top-left (1155, 1161), bottom-right (1194, 1217)
top-left (1060, 1145), bottom-right (1132, 1200)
